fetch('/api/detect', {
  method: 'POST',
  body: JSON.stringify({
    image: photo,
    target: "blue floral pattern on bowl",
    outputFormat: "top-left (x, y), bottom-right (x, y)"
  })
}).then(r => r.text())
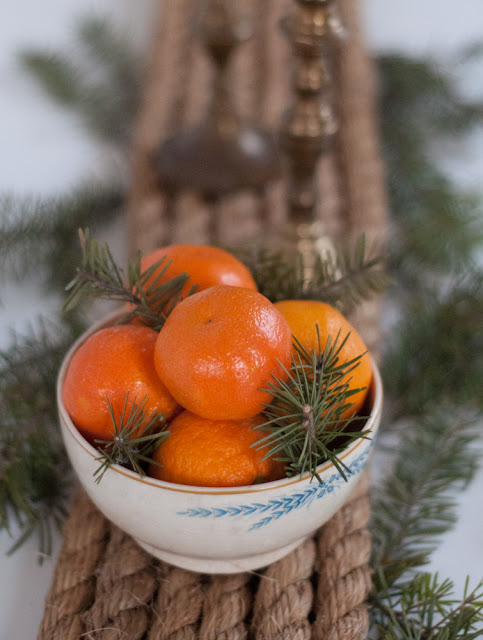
top-left (178, 441), bottom-right (373, 531)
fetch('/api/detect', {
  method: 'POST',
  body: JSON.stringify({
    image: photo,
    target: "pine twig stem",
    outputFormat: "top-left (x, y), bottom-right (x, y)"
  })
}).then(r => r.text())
top-left (301, 404), bottom-right (315, 443)
top-left (313, 257), bottom-right (383, 298)
top-left (74, 269), bottom-right (140, 305)
top-left (370, 593), bottom-right (408, 630)
top-left (422, 586), bottom-right (483, 637)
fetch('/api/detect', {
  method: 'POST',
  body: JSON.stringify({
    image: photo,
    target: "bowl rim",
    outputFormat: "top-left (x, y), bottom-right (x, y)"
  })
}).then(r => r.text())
top-left (57, 309), bottom-right (383, 496)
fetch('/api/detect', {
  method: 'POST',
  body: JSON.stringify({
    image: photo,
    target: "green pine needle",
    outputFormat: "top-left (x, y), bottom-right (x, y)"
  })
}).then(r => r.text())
top-left (255, 330), bottom-right (371, 482)
top-left (93, 394), bottom-right (169, 483)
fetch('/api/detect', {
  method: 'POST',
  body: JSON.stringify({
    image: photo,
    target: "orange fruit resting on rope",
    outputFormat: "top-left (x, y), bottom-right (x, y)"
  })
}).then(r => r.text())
top-left (140, 244), bottom-right (257, 303)
top-left (63, 325), bottom-right (180, 443)
top-left (149, 411), bottom-right (285, 487)
top-left (274, 300), bottom-right (373, 420)
top-left (154, 285), bottom-right (292, 420)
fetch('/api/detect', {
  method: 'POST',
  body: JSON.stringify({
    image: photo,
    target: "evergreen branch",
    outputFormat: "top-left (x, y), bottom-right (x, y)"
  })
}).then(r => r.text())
top-left (371, 572), bottom-right (483, 639)
top-left (0, 318), bottom-right (78, 559)
top-left (72, 16), bottom-right (141, 146)
top-left (378, 53), bottom-right (483, 140)
top-left (382, 270), bottom-right (483, 420)
top-left (255, 331), bottom-right (370, 482)
top-left (0, 182), bottom-right (123, 290)
top-left (77, 16), bottom-right (141, 107)
top-left (64, 229), bottom-right (196, 328)
top-left (378, 54), bottom-right (483, 282)
top-left (19, 16), bottom-right (141, 148)
top-left (371, 412), bottom-right (481, 590)
top-left (19, 51), bottom-right (83, 108)
top-left (93, 394), bottom-right (169, 483)
top-left (238, 234), bottom-right (388, 312)
top-left (387, 164), bottom-right (483, 283)
top-left (0, 316), bottom-right (81, 427)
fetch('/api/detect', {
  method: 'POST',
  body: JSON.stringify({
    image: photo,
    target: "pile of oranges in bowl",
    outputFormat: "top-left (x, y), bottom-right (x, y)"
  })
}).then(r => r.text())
top-left (61, 244), bottom-right (373, 490)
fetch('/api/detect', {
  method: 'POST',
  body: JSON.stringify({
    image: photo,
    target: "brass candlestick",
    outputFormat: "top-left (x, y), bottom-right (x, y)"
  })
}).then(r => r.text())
top-left (279, 0), bottom-right (346, 273)
top-left (156, 0), bottom-right (281, 205)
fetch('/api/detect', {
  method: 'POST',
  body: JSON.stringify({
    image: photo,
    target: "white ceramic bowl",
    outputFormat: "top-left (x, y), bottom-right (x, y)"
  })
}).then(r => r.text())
top-left (57, 315), bottom-right (382, 574)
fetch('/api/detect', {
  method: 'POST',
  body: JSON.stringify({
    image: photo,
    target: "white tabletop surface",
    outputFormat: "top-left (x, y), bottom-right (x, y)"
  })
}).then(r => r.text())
top-left (1, 1), bottom-right (482, 637)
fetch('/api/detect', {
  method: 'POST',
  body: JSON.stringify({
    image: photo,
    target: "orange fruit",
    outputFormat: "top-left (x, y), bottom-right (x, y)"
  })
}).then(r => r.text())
top-left (274, 300), bottom-right (372, 420)
top-left (140, 244), bottom-right (257, 303)
top-left (149, 411), bottom-right (285, 487)
top-left (154, 285), bottom-right (292, 420)
top-left (63, 325), bottom-right (180, 443)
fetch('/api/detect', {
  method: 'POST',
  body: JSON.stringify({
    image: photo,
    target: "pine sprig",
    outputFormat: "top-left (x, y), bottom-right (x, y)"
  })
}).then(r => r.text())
top-left (372, 573), bottom-right (483, 640)
top-left (378, 53), bottom-right (483, 284)
top-left (371, 412), bottom-right (481, 591)
top-left (2, 428), bottom-right (71, 560)
top-left (20, 16), bottom-right (142, 149)
top-left (239, 234), bottom-right (388, 312)
top-left (0, 318), bottom-right (78, 558)
top-left (382, 271), bottom-right (483, 420)
top-left (255, 331), bottom-right (370, 482)
top-left (93, 394), bottom-right (169, 483)
top-left (0, 183), bottom-right (123, 291)
top-left (379, 53), bottom-right (483, 140)
top-left (64, 229), bottom-right (197, 329)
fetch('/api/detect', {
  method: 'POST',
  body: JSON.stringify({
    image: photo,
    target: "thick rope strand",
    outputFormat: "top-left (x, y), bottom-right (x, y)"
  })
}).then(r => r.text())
top-left (147, 563), bottom-right (204, 640)
top-left (199, 573), bottom-right (252, 640)
top-left (81, 527), bottom-right (156, 640)
top-left (313, 472), bottom-right (372, 640)
top-left (37, 490), bottom-right (109, 640)
top-left (252, 538), bottom-right (316, 640)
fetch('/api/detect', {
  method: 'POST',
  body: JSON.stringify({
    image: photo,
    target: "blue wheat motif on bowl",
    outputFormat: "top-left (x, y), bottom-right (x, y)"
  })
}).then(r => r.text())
top-left (177, 443), bottom-right (373, 531)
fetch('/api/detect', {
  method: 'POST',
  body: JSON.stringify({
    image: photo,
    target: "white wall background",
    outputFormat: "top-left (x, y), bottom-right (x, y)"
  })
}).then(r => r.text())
top-left (0, 1), bottom-right (482, 637)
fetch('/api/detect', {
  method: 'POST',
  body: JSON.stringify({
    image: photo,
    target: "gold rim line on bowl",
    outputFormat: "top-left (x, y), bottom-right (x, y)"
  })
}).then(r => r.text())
top-left (56, 309), bottom-right (383, 495)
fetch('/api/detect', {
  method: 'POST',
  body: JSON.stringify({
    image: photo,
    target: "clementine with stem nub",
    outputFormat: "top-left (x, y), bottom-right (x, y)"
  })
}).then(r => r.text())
top-left (154, 285), bottom-right (292, 420)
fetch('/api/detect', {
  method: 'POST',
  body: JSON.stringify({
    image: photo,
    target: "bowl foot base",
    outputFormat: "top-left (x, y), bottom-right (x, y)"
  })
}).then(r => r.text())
top-left (135, 537), bottom-right (308, 574)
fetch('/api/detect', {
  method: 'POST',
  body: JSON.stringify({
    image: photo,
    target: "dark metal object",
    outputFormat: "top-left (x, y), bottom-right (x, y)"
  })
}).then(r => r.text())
top-left (155, 0), bottom-right (281, 201)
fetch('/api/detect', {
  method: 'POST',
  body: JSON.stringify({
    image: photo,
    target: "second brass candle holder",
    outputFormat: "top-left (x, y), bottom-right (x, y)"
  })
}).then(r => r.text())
top-left (155, 0), bottom-right (281, 204)
top-left (279, 0), bottom-right (346, 276)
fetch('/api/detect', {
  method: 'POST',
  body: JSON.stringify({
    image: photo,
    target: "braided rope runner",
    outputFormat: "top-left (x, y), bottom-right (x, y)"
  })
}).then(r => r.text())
top-left (38, 0), bottom-right (387, 637)
top-left (37, 492), bottom-right (109, 640)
